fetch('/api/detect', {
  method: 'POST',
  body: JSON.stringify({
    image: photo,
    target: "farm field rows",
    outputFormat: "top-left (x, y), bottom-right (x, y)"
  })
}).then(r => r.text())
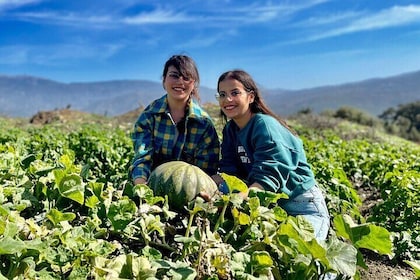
top-left (0, 110), bottom-right (418, 279)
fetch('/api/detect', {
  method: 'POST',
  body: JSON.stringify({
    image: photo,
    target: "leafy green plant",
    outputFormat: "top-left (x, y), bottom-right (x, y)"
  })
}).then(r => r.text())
top-left (0, 115), bottom-right (417, 279)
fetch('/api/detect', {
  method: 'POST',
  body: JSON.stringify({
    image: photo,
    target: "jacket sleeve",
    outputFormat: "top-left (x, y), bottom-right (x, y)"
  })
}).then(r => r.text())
top-left (193, 120), bottom-right (220, 176)
top-left (130, 112), bottom-right (155, 181)
top-left (219, 123), bottom-right (239, 175)
top-left (248, 119), bottom-right (298, 193)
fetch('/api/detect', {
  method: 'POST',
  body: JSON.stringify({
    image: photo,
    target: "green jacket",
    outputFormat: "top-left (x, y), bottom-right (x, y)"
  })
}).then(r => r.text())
top-left (219, 113), bottom-right (315, 198)
top-left (131, 95), bottom-right (220, 181)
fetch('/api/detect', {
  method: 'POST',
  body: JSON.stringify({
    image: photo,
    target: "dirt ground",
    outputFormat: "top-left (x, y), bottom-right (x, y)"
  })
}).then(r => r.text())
top-left (360, 256), bottom-right (415, 280)
top-left (357, 185), bottom-right (416, 280)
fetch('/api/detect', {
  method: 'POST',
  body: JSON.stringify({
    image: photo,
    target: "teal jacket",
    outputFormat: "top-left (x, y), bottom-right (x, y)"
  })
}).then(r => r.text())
top-left (219, 113), bottom-right (316, 198)
top-left (130, 95), bottom-right (220, 181)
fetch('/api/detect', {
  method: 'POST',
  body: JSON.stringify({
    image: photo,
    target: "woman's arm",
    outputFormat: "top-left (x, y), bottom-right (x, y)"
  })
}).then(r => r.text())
top-left (130, 112), bottom-right (155, 183)
top-left (248, 118), bottom-right (298, 193)
top-left (193, 121), bottom-right (220, 175)
top-left (219, 124), bottom-right (239, 175)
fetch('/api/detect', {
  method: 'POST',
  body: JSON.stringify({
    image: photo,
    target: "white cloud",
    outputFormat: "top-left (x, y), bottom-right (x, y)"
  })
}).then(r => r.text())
top-left (0, 43), bottom-right (123, 66)
top-left (303, 5), bottom-right (420, 41)
top-left (0, 0), bottom-right (39, 6)
top-left (223, 0), bottom-right (331, 23)
top-left (14, 11), bottom-right (113, 28)
top-left (296, 11), bottom-right (362, 27)
top-left (9, 0), bottom-right (332, 28)
top-left (123, 8), bottom-right (192, 24)
top-left (0, 0), bottom-right (41, 12)
top-left (0, 46), bottom-right (29, 64)
top-left (347, 5), bottom-right (420, 30)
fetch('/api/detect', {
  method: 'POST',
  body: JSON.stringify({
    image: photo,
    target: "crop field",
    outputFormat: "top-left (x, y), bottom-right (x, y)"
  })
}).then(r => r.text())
top-left (0, 109), bottom-right (419, 279)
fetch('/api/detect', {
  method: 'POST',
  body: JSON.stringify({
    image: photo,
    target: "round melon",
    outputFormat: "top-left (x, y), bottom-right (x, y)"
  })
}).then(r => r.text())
top-left (148, 161), bottom-right (218, 211)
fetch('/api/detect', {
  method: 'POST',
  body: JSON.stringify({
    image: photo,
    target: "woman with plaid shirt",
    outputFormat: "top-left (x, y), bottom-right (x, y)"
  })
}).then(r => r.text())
top-left (130, 55), bottom-right (220, 186)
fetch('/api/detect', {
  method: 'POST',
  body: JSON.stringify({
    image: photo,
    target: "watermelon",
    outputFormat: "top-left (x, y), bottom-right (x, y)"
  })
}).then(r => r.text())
top-left (148, 161), bottom-right (218, 211)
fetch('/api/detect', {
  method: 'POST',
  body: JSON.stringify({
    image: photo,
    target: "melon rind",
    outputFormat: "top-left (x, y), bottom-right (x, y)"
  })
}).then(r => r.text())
top-left (149, 161), bottom-right (218, 210)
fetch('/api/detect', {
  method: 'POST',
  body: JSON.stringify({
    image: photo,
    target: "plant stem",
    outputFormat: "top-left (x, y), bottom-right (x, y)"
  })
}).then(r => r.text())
top-left (214, 200), bottom-right (229, 232)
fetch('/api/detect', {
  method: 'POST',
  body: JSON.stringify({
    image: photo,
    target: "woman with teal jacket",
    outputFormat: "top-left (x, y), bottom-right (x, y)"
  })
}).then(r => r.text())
top-left (213, 69), bottom-right (330, 241)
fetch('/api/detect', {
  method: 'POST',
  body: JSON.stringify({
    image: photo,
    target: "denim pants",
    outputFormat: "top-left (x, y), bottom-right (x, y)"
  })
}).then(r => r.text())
top-left (279, 185), bottom-right (330, 241)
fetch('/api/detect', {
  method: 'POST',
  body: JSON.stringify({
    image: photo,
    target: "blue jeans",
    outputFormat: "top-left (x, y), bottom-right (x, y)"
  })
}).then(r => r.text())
top-left (279, 185), bottom-right (330, 241)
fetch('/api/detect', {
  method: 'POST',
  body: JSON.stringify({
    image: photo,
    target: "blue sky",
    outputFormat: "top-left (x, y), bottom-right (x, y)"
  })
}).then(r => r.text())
top-left (1, 0), bottom-right (420, 90)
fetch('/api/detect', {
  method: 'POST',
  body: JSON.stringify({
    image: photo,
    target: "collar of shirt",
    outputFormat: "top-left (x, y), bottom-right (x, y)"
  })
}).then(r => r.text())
top-left (150, 95), bottom-right (211, 125)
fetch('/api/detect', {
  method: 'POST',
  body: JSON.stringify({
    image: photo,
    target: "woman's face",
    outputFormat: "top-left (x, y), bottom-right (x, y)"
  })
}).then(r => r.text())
top-left (218, 78), bottom-right (255, 128)
top-left (163, 66), bottom-right (195, 102)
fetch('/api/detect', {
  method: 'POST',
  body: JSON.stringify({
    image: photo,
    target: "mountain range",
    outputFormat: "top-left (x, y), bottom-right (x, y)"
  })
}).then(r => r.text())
top-left (1, 70), bottom-right (419, 118)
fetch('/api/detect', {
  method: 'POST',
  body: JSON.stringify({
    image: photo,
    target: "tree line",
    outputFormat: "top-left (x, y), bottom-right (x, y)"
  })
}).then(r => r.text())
top-left (297, 101), bottom-right (420, 143)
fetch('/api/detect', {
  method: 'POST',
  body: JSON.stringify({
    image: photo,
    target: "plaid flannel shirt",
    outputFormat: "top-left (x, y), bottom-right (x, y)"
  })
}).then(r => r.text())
top-left (130, 95), bottom-right (220, 181)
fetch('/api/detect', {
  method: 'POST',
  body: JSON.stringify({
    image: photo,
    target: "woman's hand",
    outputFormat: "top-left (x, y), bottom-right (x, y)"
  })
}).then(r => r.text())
top-left (211, 174), bottom-right (224, 185)
top-left (239, 182), bottom-right (264, 200)
top-left (134, 177), bottom-right (147, 185)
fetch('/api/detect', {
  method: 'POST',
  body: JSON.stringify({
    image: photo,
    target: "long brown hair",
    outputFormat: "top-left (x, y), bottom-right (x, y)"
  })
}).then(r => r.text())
top-left (162, 55), bottom-right (200, 101)
top-left (217, 69), bottom-right (296, 135)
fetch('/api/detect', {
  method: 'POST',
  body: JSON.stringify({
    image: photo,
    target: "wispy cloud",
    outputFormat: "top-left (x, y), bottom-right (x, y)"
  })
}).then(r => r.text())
top-left (13, 11), bottom-right (114, 28)
top-left (0, 0), bottom-right (41, 11)
top-left (347, 5), bottom-right (420, 30)
top-left (0, 43), bottom-right (123, 65)
top-left (302, 5), bottom-right (420, 42)
top-left (8, 0), bottom-right (331, 29)
top-left (296, 11), bottom-right (362, 27)
top-left (123, 8), bottom-right (192, 24)
top-left (13, 8), bottom-right (195, 28)
top-left (216, 0), bottom-right (330, 23)
top-left (0, 46), bottom-right (29, 64)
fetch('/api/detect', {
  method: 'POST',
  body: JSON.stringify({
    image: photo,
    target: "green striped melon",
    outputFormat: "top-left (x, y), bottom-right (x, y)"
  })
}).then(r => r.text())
top-left (149, 161), bottom-right (218, 211)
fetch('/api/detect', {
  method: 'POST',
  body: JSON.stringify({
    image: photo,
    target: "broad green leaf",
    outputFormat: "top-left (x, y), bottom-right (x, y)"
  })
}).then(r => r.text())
top-left (252, 251), bottom-right (273, 267)
top-left (0, 236), bottom-right (25, 254)
top-left (20, 153), bottom-right (36, 169)
top-left (132, 183), bottom-right (153, 199)
top-left (58, 174), bottom-right (85, 205)
top-left (108, 198), bottom-right (137, 231)
top-left (87, 181), bottom-right (104, 199)
top-left (68, 266), bottom-right (90, 279)
top-left (167, 266), bottom-right (197, 280)
top-left (334, 214), bottom-right (392, 255)
top-left (29, 159), bottom-right (57, 176)
top-left (326, 236), bottom-right (357, 276)
top-left (404, 260), bottom-right (420, 277)
top-left (231, 252), bottom-right (251, 274)
top-left (352, 224), bottom-right (392, 255)
top-left (333, 214), bottom-right (357, 240)
top-left (220, 173), bottom-right (248, 193)
top-left (3, 221), bottom-right (19, 238)
top-left (131, 256), bottom-right (158, 279)
top-left (249, 188), bottom-right (288, 207)
top-left (85, 195), bottom-right (100, 208)
top-left (47, 209), bottom-right (76, 226)
top-left (238, 211), bottom-right (251, 225)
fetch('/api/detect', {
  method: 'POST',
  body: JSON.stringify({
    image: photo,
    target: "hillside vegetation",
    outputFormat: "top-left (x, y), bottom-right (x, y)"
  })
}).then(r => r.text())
top-left (0, 106), bottom-right (418, 279)
top-left (1, 69), bottom-right (420, 117)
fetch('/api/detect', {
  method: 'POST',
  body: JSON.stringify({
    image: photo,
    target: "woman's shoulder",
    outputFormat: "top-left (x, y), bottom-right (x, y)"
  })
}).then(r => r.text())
top-left (252, 113), bottom-right (279, 126)
top-left (144, 95), bottom-right (167, 113)
top-left (251, 114), bottom-right (293, 137)
top-left (188, 100), bottom-right (214, 123)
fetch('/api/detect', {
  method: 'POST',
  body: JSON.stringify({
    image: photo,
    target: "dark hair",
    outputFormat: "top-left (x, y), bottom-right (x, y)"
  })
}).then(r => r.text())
top-left (162, 55), bottom-right (200, 100)
top-left (217, 69), bottom-right (296, 135)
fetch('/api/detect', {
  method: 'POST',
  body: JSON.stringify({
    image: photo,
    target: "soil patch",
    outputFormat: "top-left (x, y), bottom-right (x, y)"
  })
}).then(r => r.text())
top-left (29, 108), bottom-right (90, 124)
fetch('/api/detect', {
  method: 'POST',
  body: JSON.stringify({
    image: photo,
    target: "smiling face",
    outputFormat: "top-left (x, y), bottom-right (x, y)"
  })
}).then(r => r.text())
top-left (163, 66), bottom-right (195, 102)
top-left (217, 78), bottom-right (255, 129)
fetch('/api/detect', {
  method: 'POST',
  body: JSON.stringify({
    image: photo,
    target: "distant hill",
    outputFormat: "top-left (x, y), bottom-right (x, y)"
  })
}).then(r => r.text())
top-left (1, 70), bottom-right (419, 118)
top-left (0, 75), bottom-right (216, 118)
top-left (264, 70), bottom-right (420, 117)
